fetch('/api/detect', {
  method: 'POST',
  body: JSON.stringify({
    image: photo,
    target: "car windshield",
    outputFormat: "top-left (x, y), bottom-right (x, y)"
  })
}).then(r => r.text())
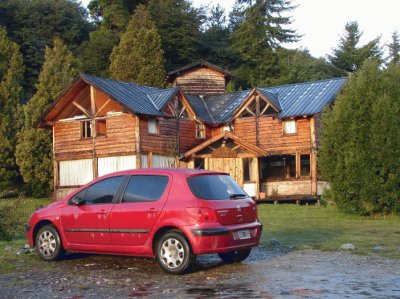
top-left (187, 174), bottom-right (247, 200)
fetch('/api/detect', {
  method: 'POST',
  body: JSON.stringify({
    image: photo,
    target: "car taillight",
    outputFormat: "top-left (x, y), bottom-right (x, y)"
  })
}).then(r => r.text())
top-left (185, 207), bottom-right (217, 222)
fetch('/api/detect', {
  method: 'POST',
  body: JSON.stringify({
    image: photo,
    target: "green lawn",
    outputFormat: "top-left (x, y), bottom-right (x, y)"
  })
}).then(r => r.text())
top-left (258, 204), bottom-right (400, 258)
top-left (0, 199), bottom-right (399, 275)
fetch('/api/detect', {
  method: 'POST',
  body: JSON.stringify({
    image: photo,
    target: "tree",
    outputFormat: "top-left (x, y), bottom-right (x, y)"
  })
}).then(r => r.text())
top-left (387, 31), bottom-right (400, 66)
top-left (229, 0), bottom-right (300, 87)
top-left (16, 38), bottom-right (78, 196)
top-left (79, 29), bottom-right (120, 77)
top-left (0, 27), bottom-right (24, 186)
top-left (147, 0), bottom-right (205, 71)
top-left (110, 4), bottom-right (165, 86)
top-left (0, 0), bottom-right (92, 99)
top-left (272, 48), bottom-right (344, 85)
top-left (200, 5), bottom-right (238, 69)
top-left (319, 60), bottom-right (400, 215)
top-left (329, 21), bottom-right (381, 73)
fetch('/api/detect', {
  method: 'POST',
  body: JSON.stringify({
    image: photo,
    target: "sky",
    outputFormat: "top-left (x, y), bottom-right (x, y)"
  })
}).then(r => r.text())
top-left (81, 0), bottom-right (400, 59)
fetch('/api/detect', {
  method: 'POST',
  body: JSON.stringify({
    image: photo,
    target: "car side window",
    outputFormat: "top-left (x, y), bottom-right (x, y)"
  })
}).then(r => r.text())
top-left (84, 176), bottom-right (123, 205)
top-left (68, 189), bottom-right (87, 205)
top-left (122, 175), bottom-right (169, 203)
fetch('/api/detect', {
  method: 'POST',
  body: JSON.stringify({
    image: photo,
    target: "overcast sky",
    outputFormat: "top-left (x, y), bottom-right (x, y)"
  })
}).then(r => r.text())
top-left (81, 0), bottom-right (400, 59)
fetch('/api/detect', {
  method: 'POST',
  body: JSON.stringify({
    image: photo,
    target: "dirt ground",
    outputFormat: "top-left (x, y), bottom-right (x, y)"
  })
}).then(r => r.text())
top-left (1, 247), bottom-right (400, 299)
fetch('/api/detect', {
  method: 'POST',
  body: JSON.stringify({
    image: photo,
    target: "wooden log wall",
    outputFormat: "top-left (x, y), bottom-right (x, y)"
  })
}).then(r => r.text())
top-left (54, 113), bottom-right (137, 161)
top-left (234, 116), bottom-right (311, 154)
top-left (175, 68), bottom-right (226, 95)
top-left (140, 117), bottom-right (178, 155)
top-left (178, 118), bottom-right (212, 153)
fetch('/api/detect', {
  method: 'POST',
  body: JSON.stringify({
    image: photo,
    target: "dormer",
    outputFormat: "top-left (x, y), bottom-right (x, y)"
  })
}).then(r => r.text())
top-left (163, 61), bottom-right (231, 96)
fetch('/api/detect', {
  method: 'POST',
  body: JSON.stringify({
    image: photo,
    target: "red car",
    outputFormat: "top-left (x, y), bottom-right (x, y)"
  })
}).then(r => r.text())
top-left (26, 168), bottom-right (262, 274)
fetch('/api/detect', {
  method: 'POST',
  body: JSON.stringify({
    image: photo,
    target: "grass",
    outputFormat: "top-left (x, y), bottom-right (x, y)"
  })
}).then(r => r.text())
top-left (258, 204), bottom-right (400, 259)
top-left (0, 198), bottom-right (399, 276)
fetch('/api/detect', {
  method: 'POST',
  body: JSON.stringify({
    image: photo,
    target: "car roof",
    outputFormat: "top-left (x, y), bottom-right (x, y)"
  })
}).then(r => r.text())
top-left (100, 168), bottom-right (227, 178)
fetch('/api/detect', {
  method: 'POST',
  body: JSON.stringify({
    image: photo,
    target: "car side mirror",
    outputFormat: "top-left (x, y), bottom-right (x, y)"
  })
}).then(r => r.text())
top-left (70, 196), bottom-right (85, 206)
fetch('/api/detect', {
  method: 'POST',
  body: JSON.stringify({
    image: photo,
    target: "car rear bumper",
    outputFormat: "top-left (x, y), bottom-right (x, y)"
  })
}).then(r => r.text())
top-left (188, 221), bottom-right (262, 255)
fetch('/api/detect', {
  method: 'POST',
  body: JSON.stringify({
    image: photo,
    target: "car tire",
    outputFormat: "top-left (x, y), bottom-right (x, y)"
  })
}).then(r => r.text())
top-left (35, 225), bottom-right (64, 261)
top-left (155, 231), bottom-right (196, 274)
top-left (218, 248), bottom-right (251, 263)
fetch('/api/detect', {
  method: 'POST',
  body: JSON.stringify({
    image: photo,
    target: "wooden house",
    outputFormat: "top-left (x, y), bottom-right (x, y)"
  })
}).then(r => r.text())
top-left (37, 61), bottom-right (347, 200)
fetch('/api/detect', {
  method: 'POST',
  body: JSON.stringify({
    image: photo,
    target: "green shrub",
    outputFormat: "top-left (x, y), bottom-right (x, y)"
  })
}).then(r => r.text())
top-left (0, 200), bottom-right (21, 241)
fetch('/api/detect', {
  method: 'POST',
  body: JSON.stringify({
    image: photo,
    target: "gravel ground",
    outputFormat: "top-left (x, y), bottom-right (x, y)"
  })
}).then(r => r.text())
top-left (1, 247), bottom-right (400, 299)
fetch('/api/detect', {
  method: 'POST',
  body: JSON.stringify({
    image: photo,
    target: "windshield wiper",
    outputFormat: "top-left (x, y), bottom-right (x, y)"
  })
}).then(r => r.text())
top-left (229, 193), bottom-right (247, 199)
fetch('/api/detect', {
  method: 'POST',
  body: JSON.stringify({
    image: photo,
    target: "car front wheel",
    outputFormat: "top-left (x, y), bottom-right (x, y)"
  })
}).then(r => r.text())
top-left (218, 248), bottom-right (251, 263)
top-left (156, 231), bottom-right (196, 274)
top-left (35, 225), bottom-right (64, 261)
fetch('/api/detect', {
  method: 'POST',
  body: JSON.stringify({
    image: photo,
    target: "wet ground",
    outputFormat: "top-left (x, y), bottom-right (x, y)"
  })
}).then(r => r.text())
top-left (1, 247), bottom-right (400, 298)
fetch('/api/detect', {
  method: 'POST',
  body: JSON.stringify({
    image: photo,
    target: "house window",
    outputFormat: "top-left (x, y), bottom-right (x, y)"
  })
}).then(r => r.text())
top-left (243, 158), bottom-right (256, 182)
top-left (82, 121), bottom-right (92, 138)
top-left (283, 119), bottom-right (296, 134)
top-left (259, 155), bottom-right (296, 181)
top-left (195, 123), bottom-right (205, 139)
top-left (96, 119), bottom-right (107, 136)
top-left (222, 123), bottom-right (234, 132)
top-left (300, 154), bottom-right (310, 177)
top-left (148, 118), bottom-right (159, 134)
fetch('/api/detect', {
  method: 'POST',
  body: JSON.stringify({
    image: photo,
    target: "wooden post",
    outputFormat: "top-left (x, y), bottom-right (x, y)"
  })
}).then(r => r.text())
top-left (52, 126), bottom-right (58, 197)
top-left (295, 152), bottom-right (301, 179)
top-left (310, 117), bottom-right (317, 195)
top-left (135, 115), bottom-right (141, 168)
top-left (148, 152), bottom-right (153, 168)
top-left (255, 95), bottom-right (260, 147)
top-left (253, 158), bottom-right (260, 199)
top-left (90, 86), bottom-right (98, 179)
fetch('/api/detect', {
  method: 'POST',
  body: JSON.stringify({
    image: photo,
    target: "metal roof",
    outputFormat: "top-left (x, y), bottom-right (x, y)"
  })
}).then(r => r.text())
top-left (80, 73), bottom-right (178, 117)
top-left (78, 74), bottom-right (347, 124)
top-left (183, 77), bottom-right (347, 124)
top-left (163, 60), bottom-right (231, 83)
top-left (259, 77), bottom-right (348, 118)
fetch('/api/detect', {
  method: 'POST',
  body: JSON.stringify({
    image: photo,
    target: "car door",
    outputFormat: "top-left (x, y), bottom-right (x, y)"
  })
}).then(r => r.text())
top-left (61, 176), bottom-right (123, 245)
top-left (109, 174), bottom-right (170, 246)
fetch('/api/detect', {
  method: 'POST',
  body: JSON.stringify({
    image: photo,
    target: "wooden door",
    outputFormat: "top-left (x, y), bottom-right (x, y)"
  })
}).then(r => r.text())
top-left (205, 158), bottom-right (243, 186)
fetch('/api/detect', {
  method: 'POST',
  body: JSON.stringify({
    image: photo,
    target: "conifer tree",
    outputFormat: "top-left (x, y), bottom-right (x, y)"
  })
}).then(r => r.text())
top-left (387, 31), bottom-right (400, 66)
top-left (319, 60), bottom-right (400, 215)
top-left (147, 0), bottom-right (204, 71)
top-left (0, 27), bottom-right (24, 186)
top-left (329, 21), bottom-right (381, 72)
top-left (110, 4), bottom-right (165, 86)
top-left (229, 0), bottom-right (300, 87)
top-left (16, 38), bottom-right (78, 196)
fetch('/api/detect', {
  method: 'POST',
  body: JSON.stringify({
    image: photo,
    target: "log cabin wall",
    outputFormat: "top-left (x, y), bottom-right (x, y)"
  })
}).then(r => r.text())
top-left (174, 67), bottom-right (226, 95)
top-left (54, 113), bottom-right (137, 161)
top-left (178, 118), bottom-right (212, 153)
top-left (140, 117), bottom-right (178, 155)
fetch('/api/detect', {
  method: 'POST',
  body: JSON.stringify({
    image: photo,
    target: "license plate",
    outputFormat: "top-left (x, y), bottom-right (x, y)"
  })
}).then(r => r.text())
top-left (237, 230), bottom-right (251, 240)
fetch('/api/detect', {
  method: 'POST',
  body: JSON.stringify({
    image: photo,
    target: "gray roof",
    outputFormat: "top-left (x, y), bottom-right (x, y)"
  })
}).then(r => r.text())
top-left (80, 73), bottom-right (347, 124)
top-left (184, 77), bottom-right (347, 124)
top-left (81, 73), bottom-right (179, 117)
top-left (260, 77), bottom-right (347, 118)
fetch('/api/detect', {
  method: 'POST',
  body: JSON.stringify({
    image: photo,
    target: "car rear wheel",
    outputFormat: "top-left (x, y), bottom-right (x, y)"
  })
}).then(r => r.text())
top-left (156, 231), bottom-right (195, 274)
top-left (35, 225), bottom-right (64, 261)
top-left (218, 248), bottom-right (251, 263)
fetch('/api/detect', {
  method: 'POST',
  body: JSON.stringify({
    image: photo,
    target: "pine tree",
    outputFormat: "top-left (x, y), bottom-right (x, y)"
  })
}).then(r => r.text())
top-left (147, 0), bottom-right (205, 71)
top-left (110, 4), bottom-right (165, 86)
top-left (230, 0), bottom-right (300, 87)
top-left (0, 27), bottom-right (24, 186)
top-left (319, 60), bottom-right (400, 215)
top-left (329, 21), bottom-right (381, 72)
top-left (15, 38), bottom-right (78, 196)
top-left (387, 31), bottom-right (400, 66)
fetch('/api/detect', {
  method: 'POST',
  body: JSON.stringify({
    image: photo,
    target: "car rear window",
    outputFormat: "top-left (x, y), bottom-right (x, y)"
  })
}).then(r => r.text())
top-left (121, 175), bottom-right (169, 202)
top-left (187, 174), bottom-right (247, 200)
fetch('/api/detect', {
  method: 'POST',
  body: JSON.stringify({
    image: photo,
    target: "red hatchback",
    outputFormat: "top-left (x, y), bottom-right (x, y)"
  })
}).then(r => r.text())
top-left (26, 168), bottom-right (262, 274)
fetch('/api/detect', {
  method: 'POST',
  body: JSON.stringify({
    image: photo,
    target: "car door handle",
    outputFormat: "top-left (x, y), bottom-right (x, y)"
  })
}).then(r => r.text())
top-left (98, 209), bottom-right (108, 215)
top-left (147, 208), bottom-right (158, 213)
